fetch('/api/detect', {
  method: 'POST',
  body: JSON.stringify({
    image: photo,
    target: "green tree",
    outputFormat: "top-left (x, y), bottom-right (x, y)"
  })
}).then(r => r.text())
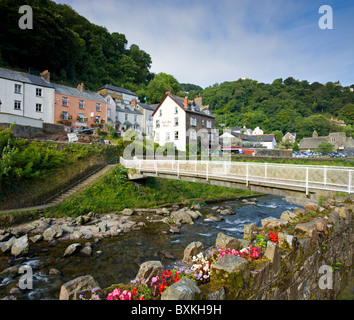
top-left (339, 103), bottom-right (354, 124)
top-left (317, 142), bottom-right (334, 154)
top-left (145, 73), bottom-right (181, 103)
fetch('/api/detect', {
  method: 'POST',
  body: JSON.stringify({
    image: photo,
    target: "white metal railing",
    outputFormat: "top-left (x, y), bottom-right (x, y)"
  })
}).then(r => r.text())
top-left (120, 157), bottom-right (354, 195)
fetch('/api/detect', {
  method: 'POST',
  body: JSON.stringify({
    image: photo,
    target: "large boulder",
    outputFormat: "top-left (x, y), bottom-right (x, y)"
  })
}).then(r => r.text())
top-left (121, 208), bottom-right (134, 216)
top-left (63, 243), bottom-right (82, 257)
top-left (59, 275), bottom-right (102, 300)
top-left (215, 232), bottom-right (239, 250)
top-left (1, 236), bottom-right (17, 253)
top-left (261, 217), bottom-right (288, 230)
top-left (135, 261), bottom-right (164, 283)
top-left (161, 277), bottom-right (202, 300)
top-left (11, 235), bottom-right (29, 257)
top-left (170, 210), bottom-right (194, 225)
top-left (243, 223), bottom-right (258, 240)
top-left (280, 210), bottom-right (298, 222)
top-left (183, 241), bottom-right (204, 264)
top-left (43, 225), bottom-right (64, 241)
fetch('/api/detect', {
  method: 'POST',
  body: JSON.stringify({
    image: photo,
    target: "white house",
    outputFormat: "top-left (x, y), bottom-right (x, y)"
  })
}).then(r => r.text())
top-left (134, 100), bottom-right (157, 138)
top-left (0, 68), bottom-right (55, 124)
top-left (152, 93), bottom-right (215, 152)
top-left (98, 84), bottom-right (145, 136)
top-left (252, 126), bottom-right (264, 135)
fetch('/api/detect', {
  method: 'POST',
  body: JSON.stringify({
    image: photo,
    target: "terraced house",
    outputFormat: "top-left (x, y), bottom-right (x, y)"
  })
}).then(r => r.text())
top-left (0, 68), bottom-right (55, 127)
top-left (54, 83), bottom-right (107, 132)
top-left (152, 92), bottom-right (216, 152)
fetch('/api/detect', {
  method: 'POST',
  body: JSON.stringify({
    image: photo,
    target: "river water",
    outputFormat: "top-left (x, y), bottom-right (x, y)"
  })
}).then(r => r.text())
top-left (0, 194), bottom-right (300, 300)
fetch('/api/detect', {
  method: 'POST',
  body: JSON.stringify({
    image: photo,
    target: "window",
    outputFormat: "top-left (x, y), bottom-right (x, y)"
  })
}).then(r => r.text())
top-left (134, 115), bottom-right (137, 123)
top-left (207, 120), bottom-right (212, 128)
top-left (62, 97), bottom-right (68, 106)
top-left (165, 132), bottom-right (170, 141)
top-left (95, 116), bottom-right (100, 123)
top-left (96, 103), bottom-right (101, 112)
top-left (62, 111), bottom-right (68, 120)
top-left (149, 115), bottom-right (152, 121)
top-left (36, 88), bottom-right (42, 97)
top-left (78, 113), bottom-right (84, 122)
top-left (14, 84), bottom-right (21, 94)
top-left (125, 114), bottom-right (128, 121)
top-left (14, 100), bottom-right (21, 110)
top-left (174, 117), bottom-right (179, 126)
top-left (190, 130), bottom-right (197, 140)
top-left (202, 120), bottom-right (205, 126)
top-left (79, 100), bottom-right (84, 109)
top-left (156, 120), bottom-right (160, 128)
top-left (175, 106), bottom-right (178, 114)
top-left (174, 131), bottom-right (179, 140)
top-left (190, 117), bottom-right (197, 126)
top-left (36, 103), bottom-right (42, 112)
top-left (159, 109), bottom-right (162, 117)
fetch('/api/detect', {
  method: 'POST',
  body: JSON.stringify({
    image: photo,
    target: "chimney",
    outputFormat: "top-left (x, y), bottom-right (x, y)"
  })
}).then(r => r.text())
top-left (194, 96), bottom-right (202, 107)
top-left (165, 91), bottom-right (171, 95)
top-left (77, 83), bottom-right (85, 92)
top-left (184, 97), bottom-right (188, 108)
top-left (131, 98), bottom-right (137, 107)
top-left (41, 70), bottom-right (50, 83)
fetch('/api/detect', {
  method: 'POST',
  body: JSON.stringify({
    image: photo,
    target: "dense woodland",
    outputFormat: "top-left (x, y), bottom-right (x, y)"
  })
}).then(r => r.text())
top-left (0, 0), bottom-right (153, 92)
top-left (1, 0), bottom-right (353, 141)
top-left (193, 78), bottom-right (354, 139)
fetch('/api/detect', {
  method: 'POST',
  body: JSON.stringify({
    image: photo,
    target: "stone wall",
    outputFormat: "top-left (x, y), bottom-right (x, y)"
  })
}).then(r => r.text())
top-left (196, 196), bottom-right (353, 300)
top-left (255, 149), bottom-right (293, 158)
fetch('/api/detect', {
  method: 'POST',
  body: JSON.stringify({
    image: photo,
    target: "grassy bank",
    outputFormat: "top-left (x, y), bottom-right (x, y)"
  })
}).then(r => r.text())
top-left (44, 165), bottom-right (255, 217)
top-left (0, 126), bottom-right (130, 209)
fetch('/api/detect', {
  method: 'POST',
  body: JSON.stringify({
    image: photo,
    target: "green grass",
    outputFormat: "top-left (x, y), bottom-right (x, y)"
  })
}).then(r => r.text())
top-left (44, 165), bottom-right (254, 217)
top-left (230, 156), bottom-right (354, 167)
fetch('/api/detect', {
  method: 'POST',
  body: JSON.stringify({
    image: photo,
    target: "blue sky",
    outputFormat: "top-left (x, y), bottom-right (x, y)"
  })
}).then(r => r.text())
top-left (54, 0), bottom-right (354, 88)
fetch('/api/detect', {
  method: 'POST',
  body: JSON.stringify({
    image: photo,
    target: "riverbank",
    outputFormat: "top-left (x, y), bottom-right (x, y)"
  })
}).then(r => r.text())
top-left (0, 194), bottom-right (297, 300)
top-left (40, 165), bottom-right (257, 218)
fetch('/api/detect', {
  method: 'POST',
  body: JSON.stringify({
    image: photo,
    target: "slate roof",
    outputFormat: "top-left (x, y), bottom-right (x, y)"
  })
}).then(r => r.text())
top-left (0, 67), bottom-right (54, 89)
top-left (167, 94), bottom-right (215, 118)
top-left (116, 104), bottom-right (143, 116)
top-left (98, 84), bottom-right (138, 97)
top-left (137, 102), bottom-right (157, 111)
top-left (227, 132), bottom-right (275, 142)
top-left (299, 137), bottom-right (327, 149)
top-left (53, 83), bottom-right (106, 103)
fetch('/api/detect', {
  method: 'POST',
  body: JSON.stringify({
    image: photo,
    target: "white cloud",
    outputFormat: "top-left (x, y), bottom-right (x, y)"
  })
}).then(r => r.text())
top-left (54, 0), bottom-right (354, 87)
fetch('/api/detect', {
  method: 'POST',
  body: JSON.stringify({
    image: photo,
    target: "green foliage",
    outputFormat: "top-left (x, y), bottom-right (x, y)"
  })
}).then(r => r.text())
top-left (0, 0), bottom-right (152, 91)
top-left (145, 73), bottom-right (181, 104)
top-left (0, 126), bottom-right (120, 194)
top-left (200, 78), bottom-right (354, 139)
top-left (339, 104), bottom-right (354, 125)
top-left (46, 167), bottom-right (252, 217)
top-left (316, 142), bottom-right (335, 154)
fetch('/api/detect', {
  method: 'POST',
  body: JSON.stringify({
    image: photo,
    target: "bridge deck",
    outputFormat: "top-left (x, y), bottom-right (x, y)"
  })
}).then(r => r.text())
top-left (120, 158), bottom-right (353, 196)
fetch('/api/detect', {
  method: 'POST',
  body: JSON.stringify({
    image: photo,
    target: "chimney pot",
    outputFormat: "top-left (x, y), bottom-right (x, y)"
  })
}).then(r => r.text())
top-left (184, 97), bottom-right (188, 108)
top-left (165, 91), bottom-right (171, 95)
top-left (131, 99), bottom-right (137, 107)
top-left (41, 70), bottom-right (50, 83)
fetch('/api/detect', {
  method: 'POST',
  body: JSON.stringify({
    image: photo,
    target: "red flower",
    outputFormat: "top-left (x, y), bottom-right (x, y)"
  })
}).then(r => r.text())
top-left (268, 231), bottom-right (279, 243)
